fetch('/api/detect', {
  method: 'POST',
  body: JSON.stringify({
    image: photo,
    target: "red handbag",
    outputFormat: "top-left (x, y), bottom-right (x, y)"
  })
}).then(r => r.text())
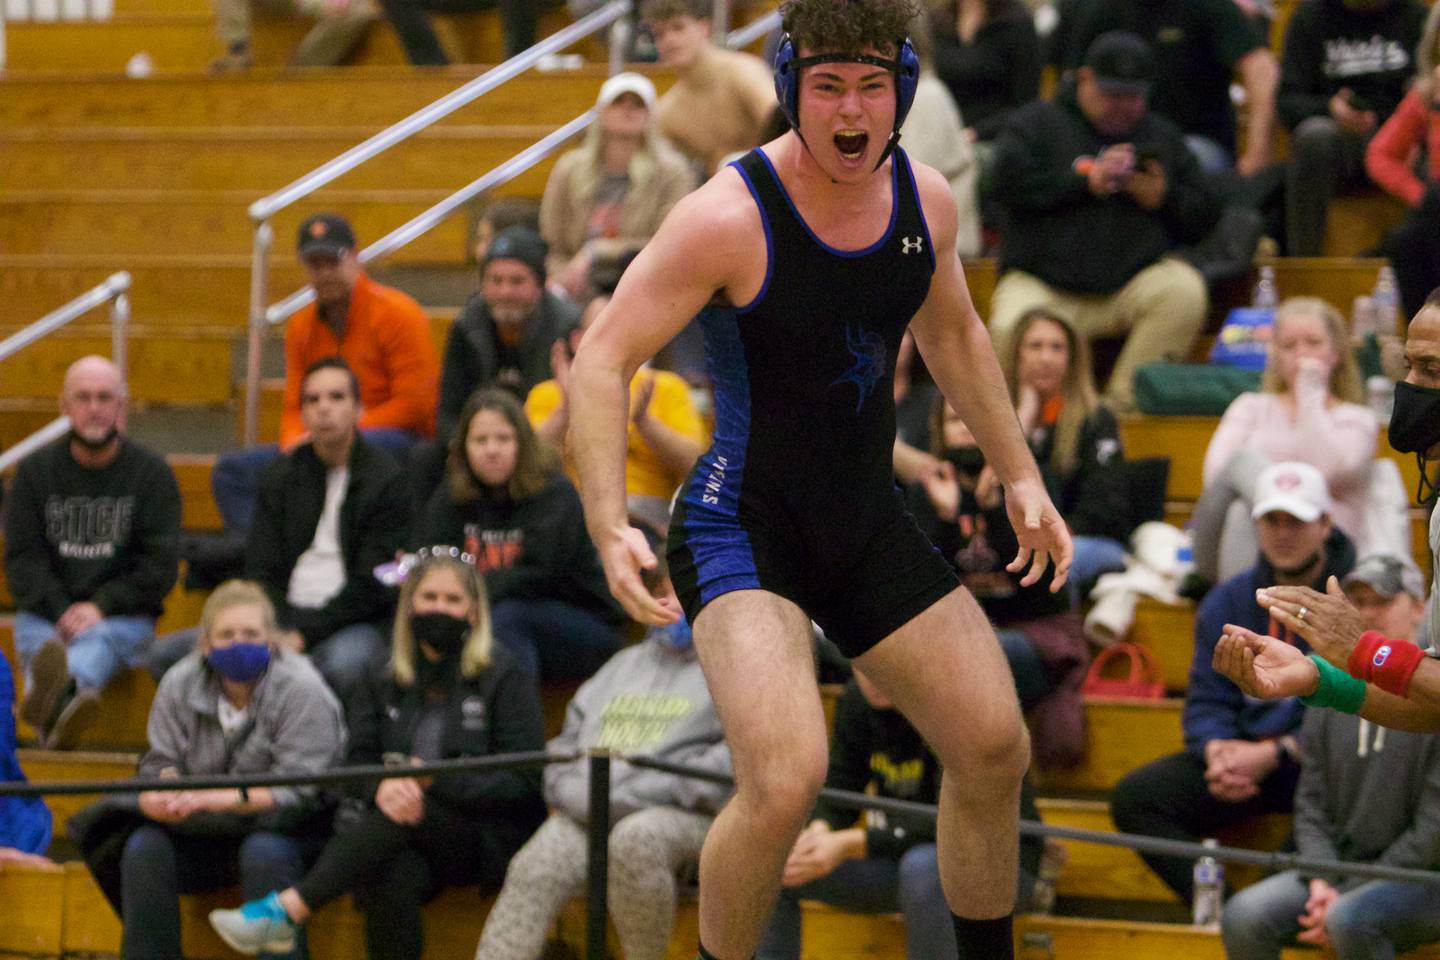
top-left (1081, 642), bottom-right (1165, 699)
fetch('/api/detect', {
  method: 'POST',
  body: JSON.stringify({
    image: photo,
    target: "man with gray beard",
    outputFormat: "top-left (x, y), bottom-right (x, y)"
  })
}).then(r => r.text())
top-left (436, 226), bottom-right (582, 442)
top-left (4, 356), bottom-right (180, 749)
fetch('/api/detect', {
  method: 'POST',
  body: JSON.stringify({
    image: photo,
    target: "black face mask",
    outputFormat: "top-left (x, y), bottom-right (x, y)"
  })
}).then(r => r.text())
top-left (411, 612), bottom-right (470, 655)
top-left (1388, 381), bottom-right (1440, 504)
top-left (943, 446), bottom-right (987, 478)
top-left (70, 426), bottom-right (119, 452)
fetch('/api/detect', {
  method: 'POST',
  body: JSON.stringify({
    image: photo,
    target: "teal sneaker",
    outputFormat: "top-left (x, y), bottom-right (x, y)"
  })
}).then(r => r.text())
top-left (208, 891), bottom-right (297, 955)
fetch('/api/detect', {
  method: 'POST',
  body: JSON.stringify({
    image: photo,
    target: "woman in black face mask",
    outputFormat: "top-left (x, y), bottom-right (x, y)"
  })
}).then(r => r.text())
top-left (210, 553), bottom-right (546, 960)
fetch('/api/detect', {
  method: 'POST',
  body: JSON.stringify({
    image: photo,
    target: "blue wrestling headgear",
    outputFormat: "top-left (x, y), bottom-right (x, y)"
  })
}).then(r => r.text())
top-left (773, 33), bottom-right (920, 167)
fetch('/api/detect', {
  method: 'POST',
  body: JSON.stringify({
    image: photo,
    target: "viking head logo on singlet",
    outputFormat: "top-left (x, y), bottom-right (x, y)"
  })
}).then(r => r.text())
top-left (832, 324), bottom-right (887, 413)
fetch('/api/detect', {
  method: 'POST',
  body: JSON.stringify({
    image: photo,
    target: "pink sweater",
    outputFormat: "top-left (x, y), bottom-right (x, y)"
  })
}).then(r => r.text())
top-left (1202, 387), bottom-right (1378, 541)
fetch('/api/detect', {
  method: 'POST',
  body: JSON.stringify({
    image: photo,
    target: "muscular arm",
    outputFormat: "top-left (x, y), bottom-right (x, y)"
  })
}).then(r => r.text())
top-left (568, 173), bottom-right (761, 620)
top-left (906, 161), bottom-right (1071, 586)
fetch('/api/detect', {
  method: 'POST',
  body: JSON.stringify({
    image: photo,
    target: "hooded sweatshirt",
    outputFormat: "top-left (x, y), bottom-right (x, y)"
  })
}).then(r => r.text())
top-left (1294, 707), bottom-right (1440, 888)
top-left (544, 630), bottom-right (731, 822)
top-left (1277, 0), bottom-right (1427, 131)
top-left (1183, 526), bottom-right (1357, 755)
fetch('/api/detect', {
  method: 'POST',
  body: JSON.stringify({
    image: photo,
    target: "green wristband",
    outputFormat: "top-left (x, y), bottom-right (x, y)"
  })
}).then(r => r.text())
top-left (1299, 654), bottom-right (1367, 714)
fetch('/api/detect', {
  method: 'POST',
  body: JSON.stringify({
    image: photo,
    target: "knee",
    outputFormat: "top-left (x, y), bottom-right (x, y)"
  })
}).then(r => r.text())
top-left (736, 740), bottom-right (828, 837)
top-left (502, 833), bottom-right (553, 890)
top-left (607, 814), bottom-right (660, 866)
top-left (1291, 116), bottom-right (1342, 158)
top-left (895, 845), bottom-right (941, 908)
top-left (122, 825), bottom-right (175, 874)
top-left (1218, 887), bottom-right (1268, 946)
top-left (1107, 767), bottom-right (1155, 831)
top-left (948, 707), bottom-right (1030, 791)
top-left (1322, 895), bottom-right (1374, 950)
top-left (238, 832), bottom-right (299, 875)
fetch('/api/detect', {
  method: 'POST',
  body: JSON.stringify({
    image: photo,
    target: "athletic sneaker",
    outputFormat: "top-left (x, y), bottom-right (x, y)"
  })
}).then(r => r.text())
top-left (46, 688), bottom-right (100, 751)
top-left (209, 892), bottom-right (297, 955)
top-left (20, 638), bottom-right (70, 738)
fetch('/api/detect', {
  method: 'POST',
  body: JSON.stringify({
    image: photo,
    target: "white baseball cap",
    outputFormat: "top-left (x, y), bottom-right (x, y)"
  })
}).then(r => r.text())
top-left (597, 72), bottom-right (657, 112)
top-left (1251, 461), bottom-right (1331, 523)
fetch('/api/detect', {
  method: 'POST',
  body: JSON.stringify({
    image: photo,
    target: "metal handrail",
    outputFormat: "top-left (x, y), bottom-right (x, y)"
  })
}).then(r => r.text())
top-left (241, 0), bottom-right (631, 445)
top-left (240, 7), bottom-right (777, 444)
top-left (0, 272), bottom-right (131, 474)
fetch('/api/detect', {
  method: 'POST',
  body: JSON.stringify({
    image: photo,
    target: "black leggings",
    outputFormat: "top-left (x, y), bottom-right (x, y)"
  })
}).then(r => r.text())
top-left (297, 803), bottom-right (518, 960)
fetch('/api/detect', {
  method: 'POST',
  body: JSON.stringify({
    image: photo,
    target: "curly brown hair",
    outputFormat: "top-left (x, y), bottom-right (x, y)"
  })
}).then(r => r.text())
top-left (640, 0), bottom-right (710, 23)
top-left (780, 0), bottom-right (917, 58)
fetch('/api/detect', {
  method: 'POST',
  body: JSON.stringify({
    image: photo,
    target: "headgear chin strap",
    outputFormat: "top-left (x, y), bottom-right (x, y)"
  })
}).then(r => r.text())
top-left (773, 34), bottom-right (920, 170)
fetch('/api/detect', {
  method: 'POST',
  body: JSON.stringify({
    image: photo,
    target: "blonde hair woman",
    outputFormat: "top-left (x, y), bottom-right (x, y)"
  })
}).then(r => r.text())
top-left (110, 581), bottom-right (344, 960)
top-left (210, 554), bottom-right (546, 960)
top-left (1194, 297), bottom-right (1377, 585)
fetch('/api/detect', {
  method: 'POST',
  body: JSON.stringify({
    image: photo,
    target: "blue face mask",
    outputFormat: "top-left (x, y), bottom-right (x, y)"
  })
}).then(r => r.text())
top-left (206, 643), bottom-right (272, 684)
top-left (660, 620), bottom-right (693, 652)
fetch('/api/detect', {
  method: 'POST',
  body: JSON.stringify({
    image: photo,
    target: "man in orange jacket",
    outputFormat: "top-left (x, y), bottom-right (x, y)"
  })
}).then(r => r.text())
top-left (212, 213), bottom-right (439, 535)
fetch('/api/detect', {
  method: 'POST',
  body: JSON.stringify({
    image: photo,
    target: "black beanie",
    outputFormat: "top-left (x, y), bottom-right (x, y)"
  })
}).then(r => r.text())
top-left (483, 225), bottom-right (548, 285)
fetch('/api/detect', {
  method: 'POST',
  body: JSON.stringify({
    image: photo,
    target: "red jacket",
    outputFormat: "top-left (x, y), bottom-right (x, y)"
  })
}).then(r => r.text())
top-left (281, 272), bottom-right (438, 446)
top-left (1365, 87), bottom-right (1440, 208)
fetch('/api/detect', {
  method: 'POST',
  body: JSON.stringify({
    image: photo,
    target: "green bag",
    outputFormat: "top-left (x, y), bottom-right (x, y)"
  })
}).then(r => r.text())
top-left (1132, 364), bottom-right (1262, 416)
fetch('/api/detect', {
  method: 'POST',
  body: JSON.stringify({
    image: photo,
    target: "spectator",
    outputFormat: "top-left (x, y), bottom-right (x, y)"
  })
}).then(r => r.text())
top-left (1048, 0), bottom-right (1278, 175)
top-left (539, 72), bottom-right (697, 301)
top-left (989, 31), bottom-right (1220, 411)
top-left (0, 649), bottom-right (51, 864)
top-left (378, 0), bottom-right (538, 63)
top-left (111, 582), bottom-right (345, 960)
top-left (152, 358), bottom-right (409, 704)
top-left (1193, 297), bottom-right (1376, 588)
top-left (209, 552), bottom-right (546, 960)
top-left (475, 535), bottom-right (730, 960)
top-left (437, 226), bottom-right (581, 440)
top-left (643, 0), bottom-right (775, 175)
top-left (998, 306), bottom-right (1131, 592)
top-left (414, 389), bottom-right (623, 681)
top-left (1278, 0), bottom-right (1426, 255)
top-left (899, 9), bottom-right (983, 258)
top-left (526, 294), bottom-right (708, 533)
top-left (4, 355), bottom-right (180, 749)
top-left (1221, 553), bottom-right (1440, 960)
top-left (1110, 461), bottom-right (1357, 904)
top-left (208, 0), bottom-right (374, 72)
top-left (910, 398), bottom-right (1089, 769)
top-left (755, 667), bottom-right (1043, 960)
top-left (1367, 4), bottom-right (1440, 319)
top-left (211, 213), bottom-right (438, 537)
top-left (927, 0), bottom-right (1041, 161)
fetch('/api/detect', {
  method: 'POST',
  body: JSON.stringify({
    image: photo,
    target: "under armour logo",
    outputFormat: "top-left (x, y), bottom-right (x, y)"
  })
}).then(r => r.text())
top-left (902, 236), bottom-right (924, 255)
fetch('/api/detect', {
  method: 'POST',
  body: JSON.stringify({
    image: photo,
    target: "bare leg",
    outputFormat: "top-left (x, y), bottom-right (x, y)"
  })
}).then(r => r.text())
top-left (691, 590), bottom-right (829, 960)
top-left (855, 587), bottom-right (1030, 922)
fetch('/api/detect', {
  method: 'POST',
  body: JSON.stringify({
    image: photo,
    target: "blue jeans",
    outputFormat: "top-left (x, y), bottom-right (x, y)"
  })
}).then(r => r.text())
top-left (307, 622), bottom-right (389, 705)
top-left (490, 599), bottom-right (620, 681)
top-left (1185, 134), bottom-right (1234, 175)
top-left (120, 824), bottom-right (310, 960)
top-left (1222, 869), bottom-right (1440, 960)
top-left (757, 845), bottom-right (956, 960)
top-left (212, 428), bottom-right (420, 535)
top-left (13, 611), bottom-right (153, 690)
top-left (1068, 534), bottom-right (1127, 602)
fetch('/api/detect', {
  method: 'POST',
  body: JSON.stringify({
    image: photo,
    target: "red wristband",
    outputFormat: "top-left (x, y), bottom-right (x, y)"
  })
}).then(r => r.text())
top-left (1348, 630), bottom-right (1426, 698)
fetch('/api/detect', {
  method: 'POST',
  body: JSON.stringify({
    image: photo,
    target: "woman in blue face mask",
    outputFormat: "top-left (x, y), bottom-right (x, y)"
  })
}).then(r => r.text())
top-left (103, 581), bottom-right (347, 960)
top-left (210, 553), bottom-right (547, 960)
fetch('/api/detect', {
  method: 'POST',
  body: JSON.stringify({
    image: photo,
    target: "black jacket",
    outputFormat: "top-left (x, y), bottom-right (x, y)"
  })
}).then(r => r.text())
top-left (993, 82), bottom-right (1222, 293)
top-left (345, 643), bottom-right (545, 827)
top-left (414, 473), bottom-right (623, 626)
top-left (3, 437), bottom-right (179, 620)
top-left (929, 0), bottom-right (1042, 142)
top-left (437, 291), bottom-right (582, 441)
top-left (1278, 0), bottom-right (1426, 131)
top-left (1031, 405), bottom-right (1131, 542)
top-left (244, 436), bottom-right (409, 646)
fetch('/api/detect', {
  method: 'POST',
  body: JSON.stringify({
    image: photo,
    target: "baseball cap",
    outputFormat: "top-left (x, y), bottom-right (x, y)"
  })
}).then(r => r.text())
top-left (484, 225), bottom-right (548, 284)
top-left (1251, 461), bottom-right (1331, 523)
top-left (1343, 553), bottom-right (1426, 600)
top-left (597, 72), bottom-right (657, 112)
top-left (297, 213), bottom-right (356, 258)
top-left (1084, 31), bottom-right (1154, 96)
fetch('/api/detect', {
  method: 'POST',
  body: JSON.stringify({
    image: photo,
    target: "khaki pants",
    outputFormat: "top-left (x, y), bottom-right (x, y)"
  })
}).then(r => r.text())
top-left (215, 0), bottom-right (376, 65)
top-left (988, 257), bottom-right (1208, 411)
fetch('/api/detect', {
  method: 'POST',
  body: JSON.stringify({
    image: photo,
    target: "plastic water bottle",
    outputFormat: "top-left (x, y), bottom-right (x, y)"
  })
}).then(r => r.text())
top-left (1373, 265), bottom-right (1400, 338)
top-left (1252, 264), bottom-right (1278, 311)
top-left (1193, 839), bottom-right (1224, 929)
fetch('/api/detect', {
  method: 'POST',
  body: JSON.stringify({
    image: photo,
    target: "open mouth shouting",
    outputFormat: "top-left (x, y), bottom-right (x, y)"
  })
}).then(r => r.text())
top-left (834, 130), bottom-right (869, 163)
